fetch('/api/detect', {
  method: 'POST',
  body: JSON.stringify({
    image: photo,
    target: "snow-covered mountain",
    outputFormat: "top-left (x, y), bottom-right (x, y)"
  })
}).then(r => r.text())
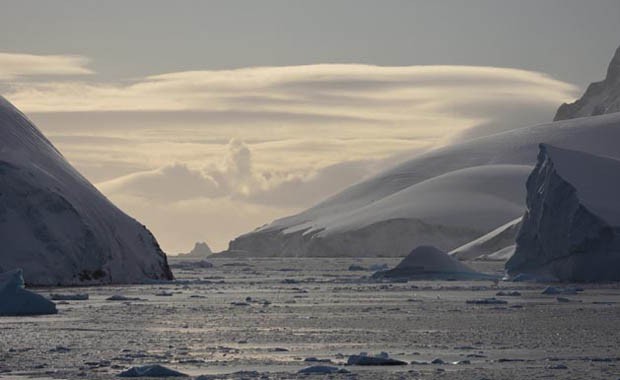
top-left (0, 96), bottom-right (173, 285)
top-left (554, 45), bottom-right (620, 120)
top-left (227, 112), bottom-right (620, 257)
top-left (506, 145), bottom-right (620, 282)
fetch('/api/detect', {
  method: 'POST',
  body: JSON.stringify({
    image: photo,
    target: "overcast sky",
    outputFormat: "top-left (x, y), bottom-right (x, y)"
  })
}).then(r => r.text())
top-left (1, 0), bottom-right (619, 252)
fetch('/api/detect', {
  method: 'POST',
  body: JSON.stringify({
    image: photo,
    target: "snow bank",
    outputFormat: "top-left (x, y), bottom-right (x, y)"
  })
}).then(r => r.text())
top-left (373, 246), bottom-right (496, 280)
top-left (0, 269), bottom-right (57, 316)
top-left (506, 144), bottom-right (620, 282)
top-left (0, 96), bottom-right (173, 285)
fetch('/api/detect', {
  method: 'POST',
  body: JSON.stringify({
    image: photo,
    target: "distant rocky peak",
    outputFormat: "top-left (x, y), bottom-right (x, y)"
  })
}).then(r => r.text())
top-left (554, 45), bottom-right (620, 121)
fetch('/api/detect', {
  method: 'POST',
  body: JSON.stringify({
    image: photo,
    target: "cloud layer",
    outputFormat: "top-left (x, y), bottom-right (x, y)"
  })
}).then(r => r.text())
top-left (1, 54), bottom-right (579, 252)
top-left (0, 52), bottom-right (93, 80)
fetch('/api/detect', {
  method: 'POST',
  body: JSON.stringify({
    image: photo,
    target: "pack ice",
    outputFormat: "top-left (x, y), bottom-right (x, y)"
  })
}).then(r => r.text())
top-left (506, 144), bottom-right (620, 282)
top-left (0, 96), bottom-right (173, 285)
top-left (0, 269), bottom-right (57, 316)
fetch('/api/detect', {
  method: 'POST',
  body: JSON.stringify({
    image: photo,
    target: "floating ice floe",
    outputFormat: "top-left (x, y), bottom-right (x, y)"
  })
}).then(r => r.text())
top-left (298, 365), bottom-right (349, 374)
top-left (0, 269), bottom-right (57, 316)
top-left (465, 297), bottom-right (508, 305)
top-left (50, 293), bottom-right (89, 301)
top-left (541, 286), bottom-right (581, 295)
top-left (107, 295), bottom-right (142, 301)
top-left (118, 364), bottom-right (188, 377)
top-left (347, 352), bottom-right (407, 366)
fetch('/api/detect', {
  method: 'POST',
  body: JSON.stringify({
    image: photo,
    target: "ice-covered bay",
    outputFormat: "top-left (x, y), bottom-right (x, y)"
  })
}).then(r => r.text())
top-left (1, 256), bottom-right (619, 379)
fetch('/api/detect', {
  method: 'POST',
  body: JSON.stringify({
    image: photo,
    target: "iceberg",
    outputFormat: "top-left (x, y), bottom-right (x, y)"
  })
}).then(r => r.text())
top-left (373, 246), bottom-right (497, 281)
top-left (506, 144), bottom-right (620, 282)
top-left (0, 269), bottom-right (57, 316)
top-left (0, 96), bottom-right (173, 285)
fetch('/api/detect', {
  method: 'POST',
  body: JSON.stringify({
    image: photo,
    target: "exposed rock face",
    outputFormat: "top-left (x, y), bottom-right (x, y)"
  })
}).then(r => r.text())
top-left (506, 144), bottom-right (620, 282)
top-left (555, 46), bottom-right (620, 120)
top-left (0, 96), bottom-right (173, 285)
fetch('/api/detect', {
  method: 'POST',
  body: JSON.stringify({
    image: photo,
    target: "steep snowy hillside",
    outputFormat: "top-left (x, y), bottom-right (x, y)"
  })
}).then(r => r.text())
top-left (450, 217), bottom-right (522, 261)
top-left (555, 45), bottom-right (620, 120)
top-left (0, 96), bottom-right (173, 285)
top-left (228, 113), bottom-right (620, 257)
top-left (506, 145), bottom-right (620, 282)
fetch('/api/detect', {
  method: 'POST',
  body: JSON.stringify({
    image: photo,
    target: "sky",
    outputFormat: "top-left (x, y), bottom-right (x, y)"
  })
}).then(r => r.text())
top-left (1, 0), bottom-right (619, 253)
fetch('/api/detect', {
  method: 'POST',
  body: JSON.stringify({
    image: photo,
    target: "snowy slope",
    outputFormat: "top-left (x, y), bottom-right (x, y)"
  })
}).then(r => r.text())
top-left (506, 145), bottom-right (620, 282)
top-left (555, 45), bottom-right (620, 120)
top-left (0, 96), bottom-right (173, 285)
top-left (450, 217), bottom-right (522, 261)
top-left (228, 112), bottom-right (620, 257)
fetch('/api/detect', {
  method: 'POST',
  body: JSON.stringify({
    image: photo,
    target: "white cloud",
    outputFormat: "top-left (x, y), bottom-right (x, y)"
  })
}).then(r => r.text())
top-left (0, 52), bottom-right (93, 80)
top-left (2, 56), bottom-right (581, 252)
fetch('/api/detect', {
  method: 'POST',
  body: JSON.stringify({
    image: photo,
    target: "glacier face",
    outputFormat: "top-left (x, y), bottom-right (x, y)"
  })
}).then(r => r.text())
top-left (506, 144), bottom-right (620, 282)
top-left (227, 113), bottom-right (620, 257)
top-left (0, 96), bottom-right (173, 285)
top-left (554, 45), bottom-right (620, 121)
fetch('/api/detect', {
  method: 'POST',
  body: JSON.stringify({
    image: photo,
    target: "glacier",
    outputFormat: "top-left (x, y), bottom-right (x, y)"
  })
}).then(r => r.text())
top-left (506, 144), bottom-right (620, 282)
top-left (0, 96), bottom-right (173, 285)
